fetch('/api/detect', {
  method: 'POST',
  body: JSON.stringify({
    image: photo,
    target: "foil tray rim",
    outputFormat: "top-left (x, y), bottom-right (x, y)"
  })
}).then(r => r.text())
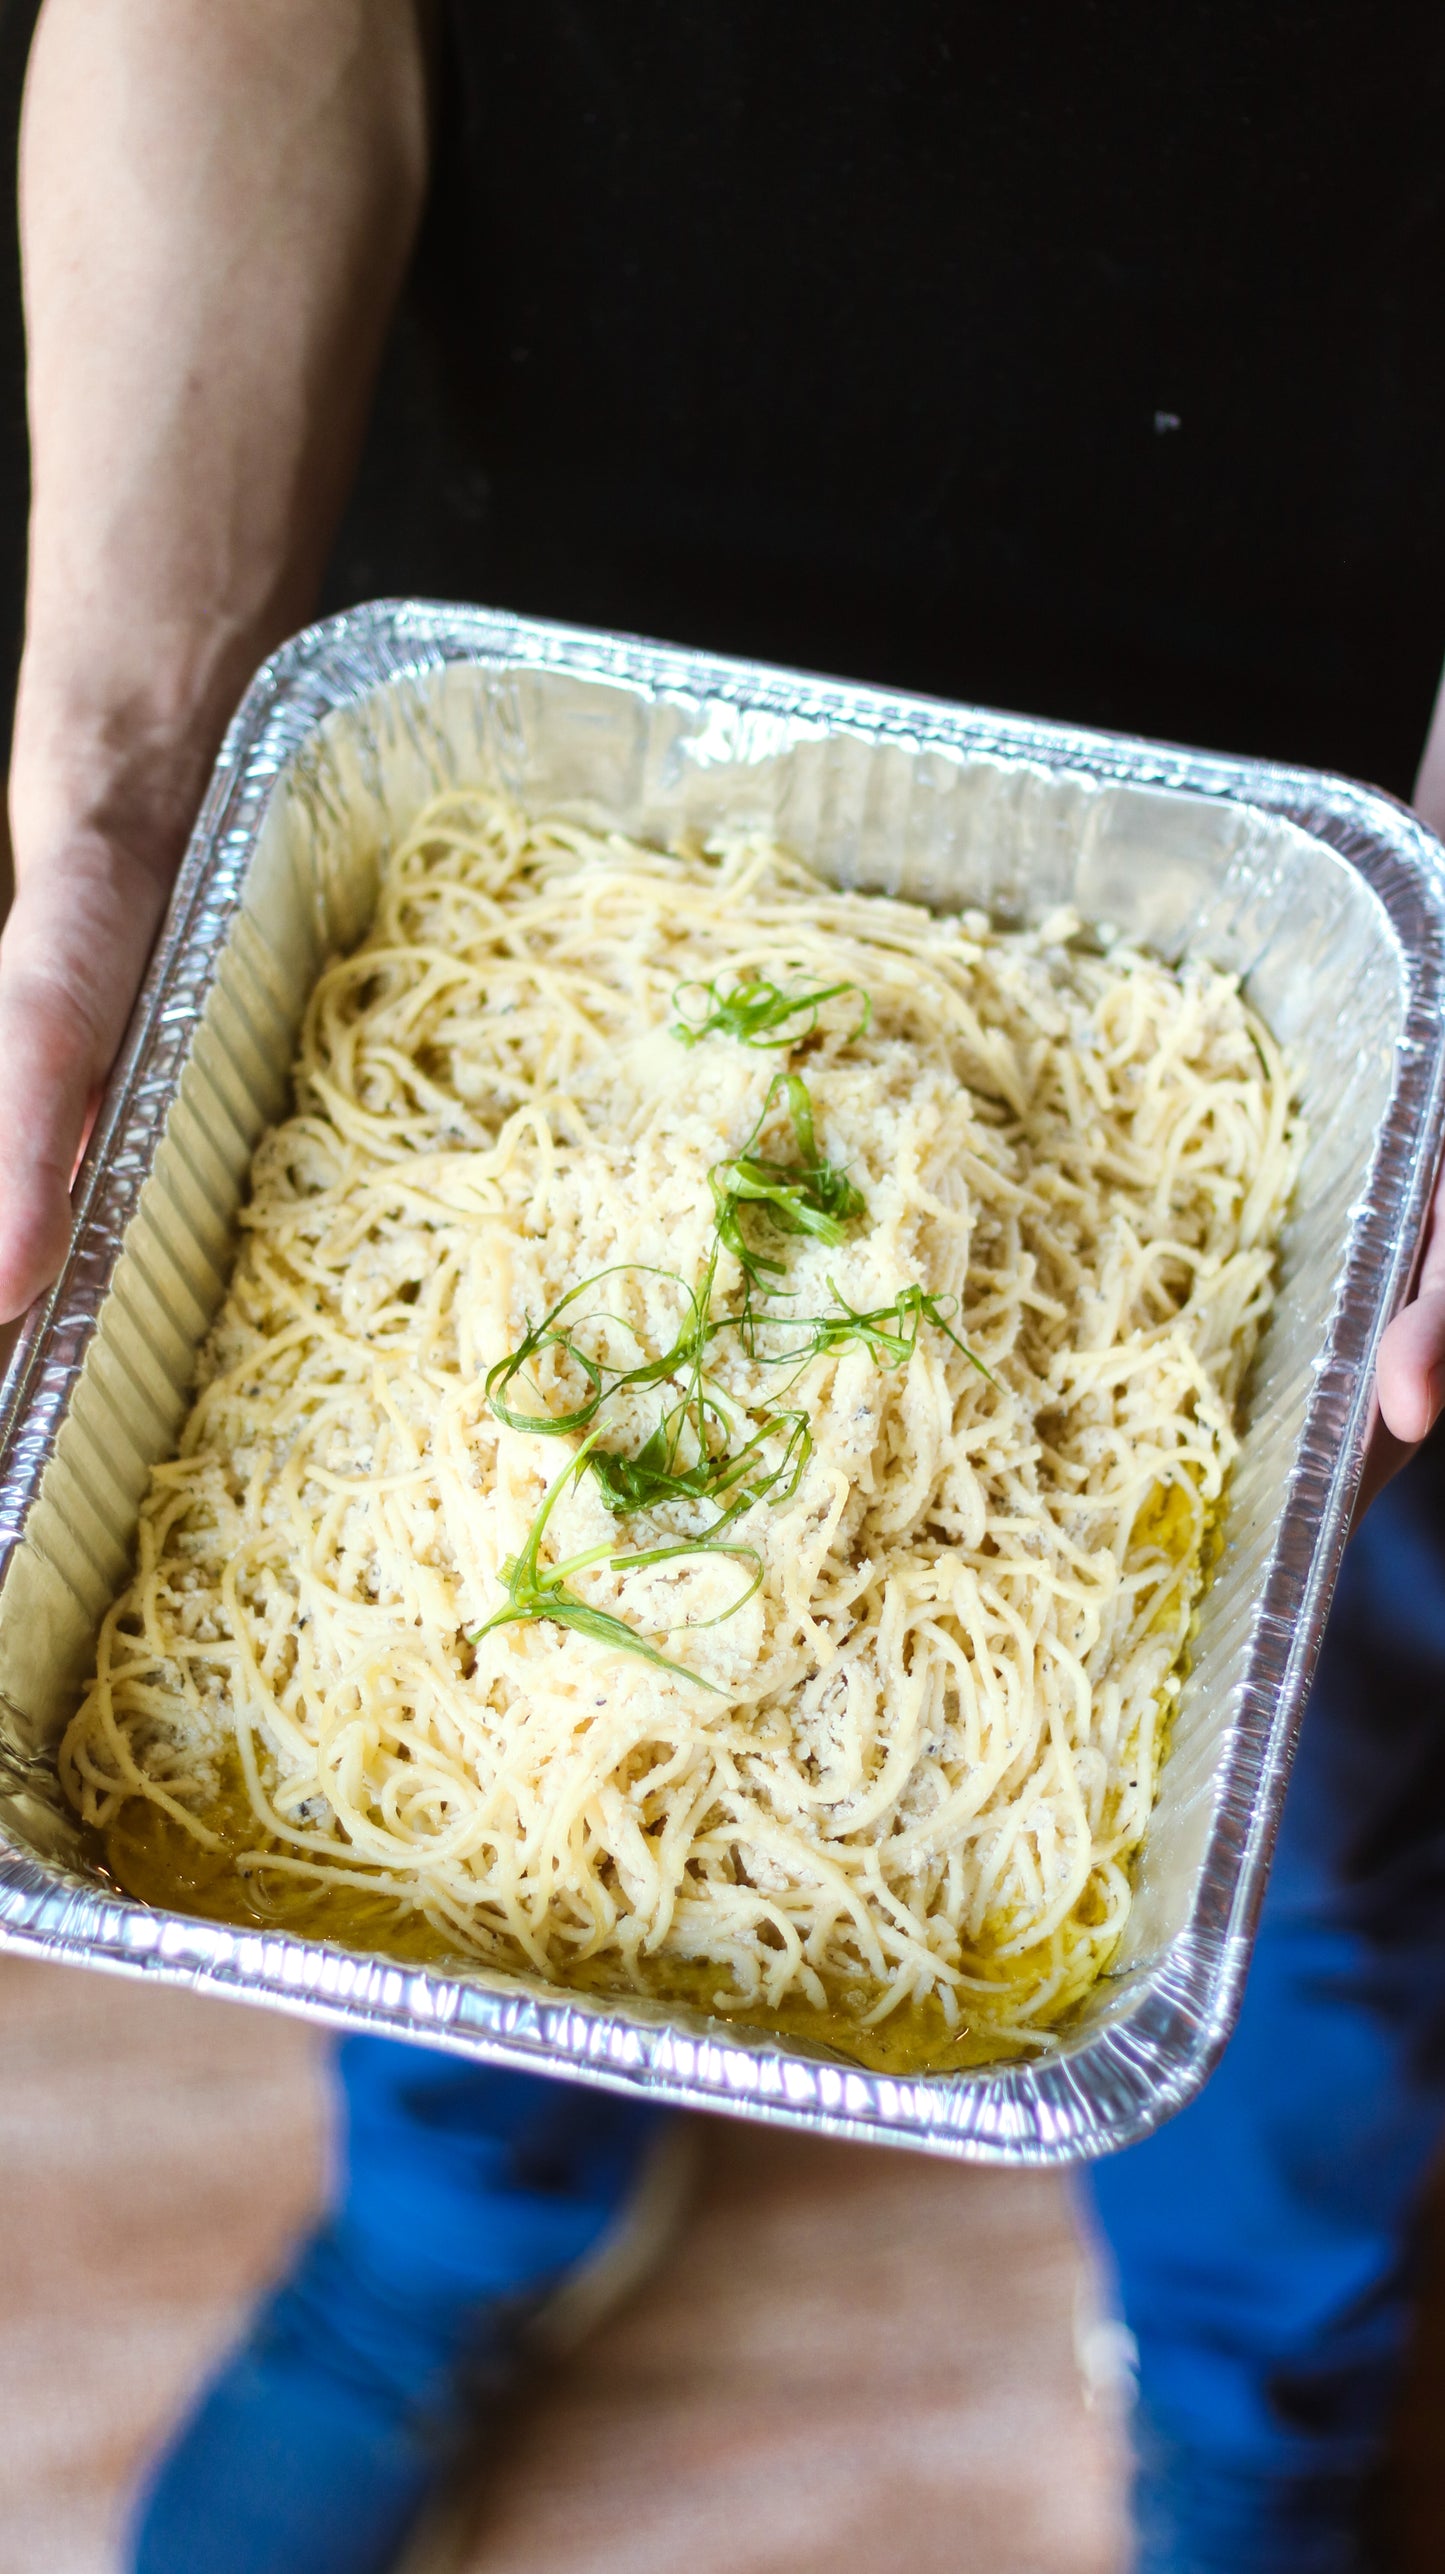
top-left (1, 598), bottom-right (1442, 2166)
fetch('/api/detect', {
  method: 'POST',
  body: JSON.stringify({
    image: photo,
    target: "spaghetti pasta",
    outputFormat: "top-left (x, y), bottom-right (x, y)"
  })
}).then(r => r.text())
top-left (61, 790), bottom-right (1299, 2068)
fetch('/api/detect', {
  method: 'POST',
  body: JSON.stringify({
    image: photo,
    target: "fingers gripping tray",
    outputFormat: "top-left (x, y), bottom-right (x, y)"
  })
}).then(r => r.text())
top-left (1, 602), bottom-right (1442, 2165)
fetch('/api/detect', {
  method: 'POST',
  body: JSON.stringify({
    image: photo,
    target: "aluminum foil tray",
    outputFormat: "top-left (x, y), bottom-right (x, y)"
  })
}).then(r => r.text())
top-left (2, 602), bottom-right (1443, 2166)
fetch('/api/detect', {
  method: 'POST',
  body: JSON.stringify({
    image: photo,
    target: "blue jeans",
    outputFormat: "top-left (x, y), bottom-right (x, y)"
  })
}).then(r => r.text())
top-left (331, 1442), bottom-right (1445, 2569)
top-left (1085, 1435), bottom-right (1445, 2569)
top-left (333, 2040), bottom-right (664, 2312)
top-left (128, 2047), bottom-right (668, 2574)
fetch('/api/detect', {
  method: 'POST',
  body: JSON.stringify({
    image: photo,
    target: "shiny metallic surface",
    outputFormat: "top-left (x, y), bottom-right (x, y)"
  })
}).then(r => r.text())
top-left (0, 602), bottom-right (1441, 2165)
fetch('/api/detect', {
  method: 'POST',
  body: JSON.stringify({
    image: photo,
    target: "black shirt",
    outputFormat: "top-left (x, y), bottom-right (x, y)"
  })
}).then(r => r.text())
top-left (313, 7), bottom-right (1445, 796)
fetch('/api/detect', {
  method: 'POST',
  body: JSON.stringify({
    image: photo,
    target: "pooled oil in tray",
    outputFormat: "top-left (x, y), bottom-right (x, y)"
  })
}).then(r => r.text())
top-left (99, 1468), bottom-right (1217, 2084)
top-left (102, 1788), bottom-right (1062, 2075)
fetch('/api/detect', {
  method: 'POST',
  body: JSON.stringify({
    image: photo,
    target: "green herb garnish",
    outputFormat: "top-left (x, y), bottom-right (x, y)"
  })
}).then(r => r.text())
top-left (469, 1438), bottom-right (737, 1692)
top-left (586, 1424), bottom-right (718, 1515)
top-left (752, 1281), bottom-right (996, 1383)
top-left (712, 1071), bottom-right (868, 1300)
top-left (477, 985), bottom-right (993, 1678)
top-left (485, 1265), bottom-right (708, 1437)
top-left (589, 1408), bottom-right (811, 1527)
top-left (671, 973), bottom-right (871, 1051)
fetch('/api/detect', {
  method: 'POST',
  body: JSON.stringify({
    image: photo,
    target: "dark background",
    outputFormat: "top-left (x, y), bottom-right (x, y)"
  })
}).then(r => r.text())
top-left (2, 0), bottom-right (1444, 804)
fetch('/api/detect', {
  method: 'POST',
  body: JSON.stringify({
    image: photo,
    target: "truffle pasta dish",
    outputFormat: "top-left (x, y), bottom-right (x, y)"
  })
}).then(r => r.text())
top-left (62, 789), bottom-right (1300, 2073)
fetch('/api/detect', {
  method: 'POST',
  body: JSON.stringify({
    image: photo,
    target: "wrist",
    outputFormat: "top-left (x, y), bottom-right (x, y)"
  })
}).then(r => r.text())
top-left (9, 616), bottom-right (270, 893)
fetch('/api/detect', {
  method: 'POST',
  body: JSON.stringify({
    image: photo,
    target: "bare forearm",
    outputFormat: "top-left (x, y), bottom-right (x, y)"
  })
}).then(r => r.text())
top-left (0, 0), bottom-right (431, 1314)
top-left (17, 0), bottom-right (430, 873)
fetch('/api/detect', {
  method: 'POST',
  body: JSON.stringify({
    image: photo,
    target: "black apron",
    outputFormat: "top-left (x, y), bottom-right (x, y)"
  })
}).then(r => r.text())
top-left (330, 0), bottom-right (1445, 799)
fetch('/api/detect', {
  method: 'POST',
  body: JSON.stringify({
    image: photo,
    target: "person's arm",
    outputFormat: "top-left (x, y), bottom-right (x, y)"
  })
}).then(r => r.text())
top-left (0, 0), bottom-right (432, 1318)
top-left (1372, 685), bottom-right (1445, 1458)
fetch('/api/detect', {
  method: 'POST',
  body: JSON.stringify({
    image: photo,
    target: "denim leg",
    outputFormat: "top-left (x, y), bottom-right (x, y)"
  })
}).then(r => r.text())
top-left (1085, 1436), bottom-right (1445, 2571)
top-left (130, 2051), bottom-right (667, 2574)
top-left (334, 2037), bottom-right (669, 2309)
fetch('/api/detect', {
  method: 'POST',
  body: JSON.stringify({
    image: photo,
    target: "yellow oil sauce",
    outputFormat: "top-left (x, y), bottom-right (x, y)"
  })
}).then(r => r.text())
top-left (103, 1788), bottom-right (462, 1971)
top-left (1130, 1472), bottom-right (1200, 1565)
top-left (104, 1784), bottom-right (1054, 2072)
top-left (100, 1473), bottom-right (1218, 2077)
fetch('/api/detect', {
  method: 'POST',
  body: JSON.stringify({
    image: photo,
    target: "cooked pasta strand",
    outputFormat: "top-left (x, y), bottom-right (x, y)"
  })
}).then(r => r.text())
top-left (61, 790), bottom-right (1299, 2065)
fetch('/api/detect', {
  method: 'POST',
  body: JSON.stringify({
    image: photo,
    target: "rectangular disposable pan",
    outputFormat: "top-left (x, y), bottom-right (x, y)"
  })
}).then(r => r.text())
top-left (2, 602), bottom-right (1442, 2164)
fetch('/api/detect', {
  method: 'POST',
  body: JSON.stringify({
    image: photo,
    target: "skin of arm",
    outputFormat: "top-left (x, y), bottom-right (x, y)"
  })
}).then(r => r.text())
top-left (1371, 693), bottom-right (1445, 1465)
top-left (0, 0), bottom-right (432, 1316)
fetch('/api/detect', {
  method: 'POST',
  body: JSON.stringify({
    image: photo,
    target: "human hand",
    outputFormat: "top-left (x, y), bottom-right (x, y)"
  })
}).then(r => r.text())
top-left (0, 705), bottom-right (205, 1321)
top-left (1356, 690), bottom-right (1445, 1514)
top-left (0, 853), bottom-right (163, 1319)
